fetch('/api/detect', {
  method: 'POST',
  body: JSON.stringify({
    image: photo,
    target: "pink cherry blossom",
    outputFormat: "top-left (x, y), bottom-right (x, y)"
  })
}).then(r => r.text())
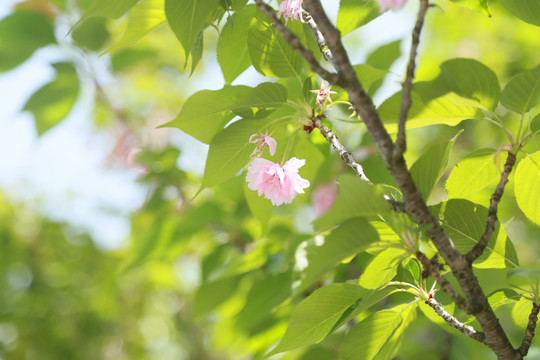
top-left (249, 131), bottom-right (277, 158)
top-left (246, 157), bottom-right (310, 206)
top-left (310, 81), bottom-right (337, 108)
top-left (376, 0), bottom-right (407, 12)
top-left (276, 0), bottom-right (304, 24)
top-left (312, 182), bottom-right (337, 216)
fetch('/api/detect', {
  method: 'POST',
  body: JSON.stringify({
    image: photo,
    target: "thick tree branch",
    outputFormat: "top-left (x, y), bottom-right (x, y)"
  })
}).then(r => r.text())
top-left (301, 1), bottom-right (518, 358)
top-left (394, 0), bottom-right (429, 159)
top-left (466, 152), bottom-right (517, 264)
top-left (518, 302), bottom-right (540, 357)
top-left (426, 297), bottom-right (485, 343)
top-left (253, 0), bottom-right (338, 84)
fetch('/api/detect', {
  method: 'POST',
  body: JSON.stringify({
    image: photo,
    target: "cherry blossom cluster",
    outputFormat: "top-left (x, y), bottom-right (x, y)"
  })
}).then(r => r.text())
top-left (246, 132), bottom-right (309, 206)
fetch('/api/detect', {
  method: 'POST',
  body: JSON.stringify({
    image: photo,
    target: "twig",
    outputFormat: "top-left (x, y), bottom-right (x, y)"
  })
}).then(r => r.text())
top-left (426, 298), bottom-right (486, 343)
top-left (518, 302), bottom-right (540, 357)
top-left (253, 0), bottom-right (338, 84)
top-left (416, 251), bottom-right (472, 314)
top-left (311, 115), bottom-right (410, 212)
top-left (394, 0), bottom-right (430, 159)
top-left (312, 116), bottom-right (370, 181)
top-left (301, 11), bottom-right (336, 69)
top-left (465, 152), bottom-right (517, 264)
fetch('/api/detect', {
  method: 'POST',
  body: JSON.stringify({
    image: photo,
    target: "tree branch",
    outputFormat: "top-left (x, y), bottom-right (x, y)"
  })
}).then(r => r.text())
top-left (466, 152), bottom-right (517, 264)
top-left (312, 115), bottom-right (370, 181)
top-left (518, 302), bottom-right (540, 357)
top-left (301, 11), bottom-right (336, 69)
top-left (416, 251), bottom-right (472, 313)
top-left (253, 0), bottom-right (338, 84)
top-left (426, 297), bottom-right (485, 343)
top-left (275, 1), bottom-right (520, 357)
top-left (394, 0), bottom-right (429, 159)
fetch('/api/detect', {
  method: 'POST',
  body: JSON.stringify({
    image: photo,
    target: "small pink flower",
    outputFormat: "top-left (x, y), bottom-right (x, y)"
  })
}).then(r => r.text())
top-left (310, 81), bottom-right (337, 108)
top-left (249, 131), bottom-right (277, 158)
top-left (312, 182), bottom-right (337, 216)
top-left (276, 0), bottom-right (304, 24)
top-left (376, 0), bottom-right (407, 12)
top-left (246, 157), bottom-right (310, 206)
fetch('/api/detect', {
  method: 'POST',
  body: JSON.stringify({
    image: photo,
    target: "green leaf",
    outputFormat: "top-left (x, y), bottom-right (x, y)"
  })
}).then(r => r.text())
top-left (331, 287), bottom-right (398, 333)
top-left (531, 113), bottom-right (540, 133)
top-left (72, 17), bottom-right (110, 51)
top-left (248, 15), bottom-right (303, 78)
top-left (410, 130), bottom-right (462, 202)
top-left (508, 268), bottom-right (540, 293)
top-left (313, 175), bottom-right (391, 230)
top-left (341, 303), bottom-right (417, 360)
top-left (488, 289), bottom-right (520, 312)
top-left (515, 151), bottom-right (540, 225)
top-left (372, 302), bottom-right (417, 360)
top-left (107, 0), bottom-right (165, 53)
top-left (235, 271), bottom-right (291, 331)
top-left (353, 64), bottom-right (388, 95)
top-left (378, 91), bottom-right (481, 132)
top-left (111, 48), bottom-right (157, 71)
top-left (194, 276), bottom-right (240, 317)
top-left (359, 248), bottom-right (407, 289)
top-left (165, 85), bottom-right (251, 144)
top-left (441, 199), bottom-right (518, 268)
top-left (500, 0), bottom-right (540, 26)
top-left (230, 82), bottom-right (288, 119)
top-left (298, 347), bottom-right (338, 360)
top-left (366, 40), bottom-right (402, 71)
top-left (229, 0), bottom-right (249, 10)
top-left (268, 283), bottom-right (365, 355)
top-left (206, 240), bottom-right (268, 281)
top-left (446, 148), bottom-right (500, 199)
top-left (337, 0), bottom-right (379, 36)
top-left (79, 0), bottom-right (139, 21)
top-left (450, 0), bottom-right (491, 16)
top-left (217, 5), bottom-right (255, 83)
top-left (202, 119), bottom-right (268, 188)
top-left (297, 219), bottom-right (380, 293)
top-left (501, 65), bottom-right (540, 115)
top-left (0, 11), bottom-right (56, 72)
top-left (23, 63), bottom-right (80, 135)
top-left (165, 0), bottom-right (219, 57)
top-left (189, 30), bottom-right (204, 74)
top-left (512, 297), bottom-right (533, 328)
top-left (440, 58), bottom-right (500, 111)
